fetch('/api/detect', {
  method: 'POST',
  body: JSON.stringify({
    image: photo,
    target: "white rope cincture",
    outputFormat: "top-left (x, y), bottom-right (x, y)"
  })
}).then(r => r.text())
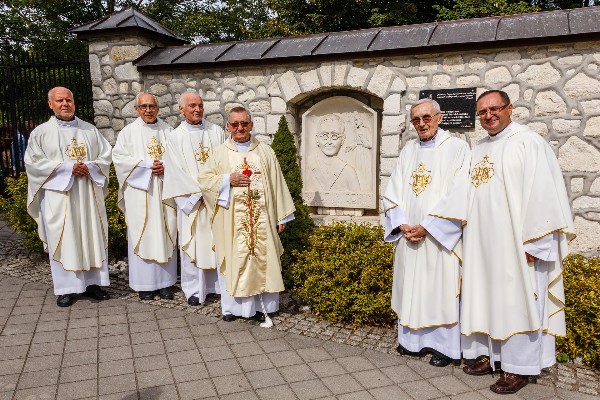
top-left (258, 293), bottom-right (273, 328)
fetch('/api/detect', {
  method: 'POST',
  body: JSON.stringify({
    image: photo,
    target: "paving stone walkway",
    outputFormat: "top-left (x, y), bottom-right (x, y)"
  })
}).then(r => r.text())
top-left (0, 220), bottom-right (598, 400)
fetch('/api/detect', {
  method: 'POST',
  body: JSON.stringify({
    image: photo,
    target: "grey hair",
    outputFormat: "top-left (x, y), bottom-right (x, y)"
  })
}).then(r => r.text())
top-left (228, 106), bottom-right (252, 122)
top-left (47, 87), bottom-right (73, 101)
top-left (411, 98), bottom-right (441, 114)
top-left (135, 92), bottom-right (158, 106)
top-left (178, 90), bottom-right (201, 107)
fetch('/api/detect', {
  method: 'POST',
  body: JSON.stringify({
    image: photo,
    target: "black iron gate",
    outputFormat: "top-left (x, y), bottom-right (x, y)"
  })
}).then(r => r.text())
top-left (0, 50), bottom-right (93, 180)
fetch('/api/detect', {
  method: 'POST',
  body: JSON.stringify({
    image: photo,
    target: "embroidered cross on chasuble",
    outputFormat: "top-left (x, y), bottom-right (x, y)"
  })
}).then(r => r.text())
top-left (409, 162), bottom-right (432, 196)
top-left (146, 136), bottom-right (165, 160)
top-left (238, 157), bottom-right (262, 256)
top-left (65, 138), bottom-right (87, 162)
top-left (195, 143), bottom-right (210, 163)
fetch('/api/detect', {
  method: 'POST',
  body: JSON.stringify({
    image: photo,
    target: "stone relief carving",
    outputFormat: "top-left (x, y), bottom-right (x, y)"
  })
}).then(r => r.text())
top-left (302, 96), bottom-right (378, 210)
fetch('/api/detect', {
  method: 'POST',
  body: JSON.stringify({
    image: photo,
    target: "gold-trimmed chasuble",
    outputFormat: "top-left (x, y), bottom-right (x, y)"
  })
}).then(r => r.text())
top-left (146, 136), bottom-right (165, 160)
top-left (65, 138), bottom-right (87, 162)
top-left (471, 155), bottom-right (495, 188)
top-left (409, 162), bottom-right (432, 196)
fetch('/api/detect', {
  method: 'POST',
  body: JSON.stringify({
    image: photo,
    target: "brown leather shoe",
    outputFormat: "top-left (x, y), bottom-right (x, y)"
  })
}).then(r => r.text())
top-left (490, 372), bottom-right (528, 394)
top-left (463, 357), bottom-right (494, 376)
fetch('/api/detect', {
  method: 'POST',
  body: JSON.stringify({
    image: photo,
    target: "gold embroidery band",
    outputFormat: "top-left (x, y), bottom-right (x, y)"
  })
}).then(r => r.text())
top-left (409, 162), bottom-right (432, 196)
top-left (471, 155), bottom-right (494, 188)
top-left (239, 157), bottom-right (262, 256)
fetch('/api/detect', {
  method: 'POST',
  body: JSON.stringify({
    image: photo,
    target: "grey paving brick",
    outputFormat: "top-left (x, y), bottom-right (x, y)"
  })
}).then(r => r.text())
top-left (6, 313), bottom-right (39, 325)
top-left (189, 323), bottom-right (220, 337)
top-left (98, 305), bottom-right (128, 316)
top-left (194, 333), bottom-right (228, 349)
top-left (99, 322), bottom-right (129, 337)
top-left (64, 338), bottom-right (98, 353)
top-left (56, 378), bottom-right (98, 400)
top-left (98, 314), bottom-right (127, 325)
top-left (406, 358), bottom-right (453, 379)
top-left (98, 389), bottom-right (138, 400)
top-left (99, 345), bottom-right (133, 362)
top-left (231, 342), bottom-right (264, 358)
top-left (223, 330), bottom-right (255, 344)
top-left (38, 310), bottom-right (70, 322)
top-left (0, 344), bottom-right (28, 361)
top-left (256, 384), bottom-right (299, 400)
top-left (337, 355), bottom-right (377, 372)
top-left (160, 327), bottom-right (191, 341)
top-left (157, 316), bottom-right (187, 329)
top-left (28, 340), bottom-right (65, 357)
top-left (13, 385), bottom-right (57, 400)
top-left (99, 333), bottom-right (130, 349)
top-left (11, 305), bottom-right (42, 316)
top-left (164, 337), bottom-right (197, 353)
top-left (321, 373), bottom-right (364, 395)
top-left (238, 354), bottom-right (274, 373)
top-left (17, 369), bottom-right (60, 389)
top-left (352, 369), bottom-right (395, 389)
top-left (67, 326), bottom-right (98, 341)
top-left (3, 322), bottom-right (37, 335)
top-left (279, 364), bottom-right (317, 383)
top-left (167, 349), bottom-right (203, 367)
top-left (289, 379), bottom-right (333, 400)
top-left (220, 391), bottom-right (260, 400)
top-left (99, 358), bottom-right (135, 378)
top-left (35, 319), bottom-right (68, 332)
top-left (450, 392), bottom-right (488, 400)
top-left (206, 358), bottom-right (243, 377)
top-left (399, 379), bottom-right (445, 400)
top-left (32, 329), bottom-right (67, 344)
top-left (172, 363), bottom-right (210, 382)
top-left (200, 345), bottom-right (235, 362)
top-left (267, 350), bottom-right (304, 367)
top-left (453, 370), bottom-right (498, 390)
top-left (130, 320), bottom-right (159, 334)
top-left (62, 350), bottom-right (98, 367)
top-left (381, 364), bottom-right (423, 384)
top-left (132, 341), bottom-right (166, 358)
top-left (177, 378), bottom-right (217, 399)
top-left (430, 375), bottom-right (473, 396)
top-left (308, 359), bottom-right (347, 378)
top-left (246, 368), bottom-right (286, 389)
top-left (68, 317), bottom-right (98, 329)
top-left (137, 368), bottom-right (175, 389)
top-left (297, 347), bottom-right (332, 363)
top-left (131, 330), bottom-right (162, 345)
top-left (369, 385), bottom-right (413, 400)
top-left (0, 358), bottom-right (24, 376)
top-left (23, 354), bottom-right (62, 372)
top-left (99, 373), bottom-right (138, 395)
top-left (134, 354), bottom-right (170, 373)
top-left (127, 311), bottom-right (156, 323)
top-left (337, 390), bottom-right (376, 400)
top-left (258, 338), bottom-right (292, 353)
top-left (59, 364), bottom-right (98, 383)
top-left (284, 335), bottom-right (324, 350)
top-left (0, 333), bottom-right (32, 347)
top-left (212, 373), bottom-right (252, 395)
top-left (0, 373), bottom-right (19, 392)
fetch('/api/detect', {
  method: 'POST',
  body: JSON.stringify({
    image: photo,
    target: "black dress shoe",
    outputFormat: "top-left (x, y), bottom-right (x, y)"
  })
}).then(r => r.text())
top-left (82, 285), bottom-right (110, 301)
top-left (57, 294), bottom-right (74, 307)
top-left (139, 291), bottom-right (155, 300)
top-left (187, 296), bottom-right (200, 306)
top-left (222, 314), bottom-right (236, 322)
top-left (429, 354), bottom-right (452, 367)
top-left (396, 344), bottom-right (425, 357)
top-left (158, 287), bottom-right (174, 300)
top-left (254, 311), bottom-right (266, 322)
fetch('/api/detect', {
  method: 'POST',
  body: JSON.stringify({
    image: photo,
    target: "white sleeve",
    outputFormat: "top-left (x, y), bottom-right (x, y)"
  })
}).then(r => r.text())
top-left (217, 174), bottom-right (232, 208)
top-left (42, 161), bottom-right (75, 192)
top-left (175, 193), bottom-right (203, 215)
top-left (83, 161), bottom-right (106, 187)
top-left (524, 232), bottom-right (558, 262)
top-left (127, 159), bottom-right (153, 191)
top-left (421, 215), bottom-right (462, 252)
top-left (278, 213), bottom-right (295, 225)
top-left (384, 206), bottom-right (409, 242)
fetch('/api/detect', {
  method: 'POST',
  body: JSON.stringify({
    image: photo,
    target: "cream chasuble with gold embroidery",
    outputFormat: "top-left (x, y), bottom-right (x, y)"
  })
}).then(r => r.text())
top-left (25, 117), bottom-right (112, 272)
top-left (112, 117), bottom-right (177, 263)
top-left (198, 137), bottom-right (295, 298)
top-left (459, 123), bottom-right (574, 340)
top-left (383, 130), bottom-right (470, 330)
top-left (162, 120), bottom-right (227, 269)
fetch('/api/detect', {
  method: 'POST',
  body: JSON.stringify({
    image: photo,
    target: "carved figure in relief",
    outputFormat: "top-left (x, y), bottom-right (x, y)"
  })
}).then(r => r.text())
top-left (308, 114), bottom-right (361, 192)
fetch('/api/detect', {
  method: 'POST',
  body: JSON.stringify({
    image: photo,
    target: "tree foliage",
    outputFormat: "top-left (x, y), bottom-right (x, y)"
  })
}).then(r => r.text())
top-left (434, 0), bottom-right (539, 21)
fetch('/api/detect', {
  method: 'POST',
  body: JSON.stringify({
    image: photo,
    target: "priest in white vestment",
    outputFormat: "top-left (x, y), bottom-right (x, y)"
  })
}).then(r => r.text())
top-left (198, 107), bottom-right (295, 322)
top-left (25, 87), bottom-right (112, 307)
top-left (456, 90), bottom-right (574, 394)
top-left (383, 99), bottom-right (470, 367)
top-left (162, 91), bottom-right (227, 306)
top-left (112, 93), bottom-right (178, 301)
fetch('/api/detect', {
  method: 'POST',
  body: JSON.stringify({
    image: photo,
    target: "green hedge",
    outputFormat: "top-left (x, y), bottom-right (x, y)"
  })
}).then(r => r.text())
top-left (0, 165), bottom-right (127, 260)
top-left (557, 255), bottom-right (600, 368)
top-left (289, 223), bottom-right (396, 328)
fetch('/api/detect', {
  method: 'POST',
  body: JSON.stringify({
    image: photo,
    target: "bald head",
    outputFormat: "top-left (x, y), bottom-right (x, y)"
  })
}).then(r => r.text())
top-left (48, 86), bottom-right (75, 121)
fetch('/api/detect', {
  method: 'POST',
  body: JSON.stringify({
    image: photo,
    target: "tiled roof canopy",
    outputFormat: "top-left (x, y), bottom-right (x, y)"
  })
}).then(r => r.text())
top-left (133, 7), bottom-right (600, 70)
top-left (70, 7), bottom-right (188, 45)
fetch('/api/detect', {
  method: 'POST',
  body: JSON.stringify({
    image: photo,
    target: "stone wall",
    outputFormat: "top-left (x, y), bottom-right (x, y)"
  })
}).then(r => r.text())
top-left (88, 37), bottom-right (600, 256)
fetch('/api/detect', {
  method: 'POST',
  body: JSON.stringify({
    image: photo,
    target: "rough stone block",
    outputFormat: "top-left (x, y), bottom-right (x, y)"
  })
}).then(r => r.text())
top-left (559, 136), bottom-right (600, 172)
top-left (502, 83), bottom-right (520, 102)
top-left (418, 61), bottom-right (437, 72)
top-left (432, 74), bottom-right (450, 88)
top-left (204, 101), bottom-right (221, 115)
top-left (89, 55), bottom-right (101, 84)
top-left (94, 100), bottom-right (114, 116)
top-left (584, 116), bottom-right (600, 137)
top-left (571, 216), bottom-right (600, 254)
top-left (271, 97), bottom-right (287, 114)
top-left (380, 157), bottom-right (397, 175)
top-left (389, 77), bottom-right (406, 92)
top-left (564, 72), bottom-right (600, 99)
top-left (333, 63), bottom-right (348, 86)
top-left (406, 76), bottom-right (427, 88)
top-left (581, 100), bottom-right (600, 114)
top-left (484, 66), bottom-right (512, 84)
top-left (442, 56), bottom-right (464, 72)
top-left (494, 51), bottom-right (521, 62)
top-left (381, 135), bottom-right (400, 156)
top-left (551, 119), bottom-right (581, 134)
top-left (367, 65), bottom-right (394, 97)
top-left (149, 83), bottom-right (168, 96)
top-left (103, 78), bottom-right (118, 95)
top-left (89, 41), bottom-right (108, 53)
top-left (517, 63), bottom-right (561, 86)
top-left (468, 57), bottom-right (486, 70)
top-left (558, 55), bottom-right (583, 65)
top-left (381, 115), bottom-right (403, 135)
top-left (319, 65), bottom-right (332, 86)
top-left (249, 100), bottom-right (270, 114)
top-left (300, 69), bottom-right (320, 92)
top-left (252, 116), bottom-right (266, 134)
top-left (534, 91), bottom-right (567, 116)
top-left (238, 89), bottom-right (256, 103)
top-left (278, 71), bottom-right (301, 102)
top-left (347, 67), bottom-right (369, 88)
top-left (527, 122), bottom-right (548, 136)
top-left (571, 177), bottom-right (584, 193)
top-left (383, 94), bottom-right (401, 115)
top-left (457, 75), bottom-right (480, 86)
top-left (114, 63), bottom-right (139, 81)
top-left (110, 45), bottom-right (150, 62)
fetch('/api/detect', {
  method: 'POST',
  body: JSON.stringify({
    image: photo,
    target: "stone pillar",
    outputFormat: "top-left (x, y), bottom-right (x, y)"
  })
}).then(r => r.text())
top-left (87, 36), bottom-right (163, 144)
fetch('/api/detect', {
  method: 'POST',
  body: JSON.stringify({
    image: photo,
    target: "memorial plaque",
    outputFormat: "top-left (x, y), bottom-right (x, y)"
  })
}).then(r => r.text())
top-left (419, 88), bottom-right (476, 128)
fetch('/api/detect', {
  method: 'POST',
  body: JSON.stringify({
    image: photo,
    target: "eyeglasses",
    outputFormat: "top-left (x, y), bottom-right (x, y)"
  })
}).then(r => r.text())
top-left (229, 121), bottom-right (251, 129)
top-left (410, 113), bottom-right (440, 125)
top-left (318, 132), bottom-right (343, 142)
top-left (136, 104), bottom-right (158, 111)
top-left (476, 104), bottom-right (509, 117)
